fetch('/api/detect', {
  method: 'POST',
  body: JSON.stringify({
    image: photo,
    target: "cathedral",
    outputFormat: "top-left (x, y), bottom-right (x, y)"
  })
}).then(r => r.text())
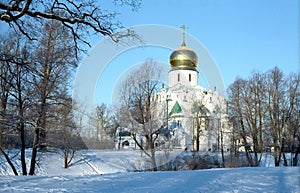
top-left (116, 27), bottom-right (231, 152)
top-left (154, 27), bottom-right (231, 152)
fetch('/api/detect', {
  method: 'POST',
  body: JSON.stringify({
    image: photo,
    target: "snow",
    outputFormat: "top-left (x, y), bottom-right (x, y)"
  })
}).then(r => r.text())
top-left (1, 150), bottom-right (299, 193)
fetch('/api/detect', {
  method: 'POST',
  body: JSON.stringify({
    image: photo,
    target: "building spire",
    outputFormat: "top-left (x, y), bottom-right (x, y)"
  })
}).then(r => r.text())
top-left (180, 25), bottom-right (187, 46)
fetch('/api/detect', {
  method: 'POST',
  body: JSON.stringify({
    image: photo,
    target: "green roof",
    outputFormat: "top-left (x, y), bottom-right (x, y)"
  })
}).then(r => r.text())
top-left (169, 101), bottom-right (182, 116)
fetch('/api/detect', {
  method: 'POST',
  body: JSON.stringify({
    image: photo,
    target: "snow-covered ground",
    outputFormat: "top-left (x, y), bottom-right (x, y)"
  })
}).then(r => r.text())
top-left (0, 150), bottom-right (299, 192)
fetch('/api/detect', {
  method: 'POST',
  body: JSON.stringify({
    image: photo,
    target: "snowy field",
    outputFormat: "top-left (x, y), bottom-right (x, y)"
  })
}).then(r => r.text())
top-left (0, 150), bottom-right (299, 193)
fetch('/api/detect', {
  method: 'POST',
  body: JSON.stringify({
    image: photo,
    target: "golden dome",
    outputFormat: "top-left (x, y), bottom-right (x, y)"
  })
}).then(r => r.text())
top-left (169, 44), bottom-right (198, 69)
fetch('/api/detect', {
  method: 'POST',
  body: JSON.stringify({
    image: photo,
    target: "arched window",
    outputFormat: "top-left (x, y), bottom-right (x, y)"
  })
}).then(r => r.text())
top-left (189, 74), bottom-right (191, 82)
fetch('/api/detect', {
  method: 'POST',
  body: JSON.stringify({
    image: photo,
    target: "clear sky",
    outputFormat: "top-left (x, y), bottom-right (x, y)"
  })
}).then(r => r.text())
top-left (2, 1), bottom-right (298, 107)
top-left (81, 0), bottom-right (298, 106)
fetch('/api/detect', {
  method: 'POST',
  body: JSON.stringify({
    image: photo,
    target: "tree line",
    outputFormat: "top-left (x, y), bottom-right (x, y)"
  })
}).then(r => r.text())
top-left (0, 0), bottom-right (140, 175)
top-left (227, 67), bottom-right (300, 166)
top-left (0, 21), bottom-right (125, 176)
top-left (0, 21), bottom-right (82, 175)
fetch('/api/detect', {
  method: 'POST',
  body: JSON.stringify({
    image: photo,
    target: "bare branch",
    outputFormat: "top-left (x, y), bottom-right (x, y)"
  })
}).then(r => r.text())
top-left (0, 0), bottom-right (141, 54)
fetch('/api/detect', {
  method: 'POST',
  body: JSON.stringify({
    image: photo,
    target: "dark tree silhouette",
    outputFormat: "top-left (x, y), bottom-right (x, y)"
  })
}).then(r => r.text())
top-left (0, 0), bottom-right (140, 55)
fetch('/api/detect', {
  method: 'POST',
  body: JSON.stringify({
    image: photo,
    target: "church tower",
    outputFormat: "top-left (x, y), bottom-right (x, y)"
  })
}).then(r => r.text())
top-left (169, 25), bottom-right (199, 87)
top-left (148, 25), bottom-right (231, 151)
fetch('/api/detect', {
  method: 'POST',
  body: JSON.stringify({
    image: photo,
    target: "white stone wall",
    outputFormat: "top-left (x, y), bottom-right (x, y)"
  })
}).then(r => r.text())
top-left (169, 69), bottom-right (198, 87)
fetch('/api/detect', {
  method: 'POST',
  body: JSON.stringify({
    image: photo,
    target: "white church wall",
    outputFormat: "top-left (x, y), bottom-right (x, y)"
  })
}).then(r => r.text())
top-left (169, 70), bottom-right (198, 87)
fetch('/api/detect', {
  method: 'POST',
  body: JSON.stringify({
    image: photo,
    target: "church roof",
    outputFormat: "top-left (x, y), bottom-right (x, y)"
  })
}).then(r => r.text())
top-left (169, 25), bottom-right (198, 70)
top-left (169, 46), bottom-right (198, 69)
top-left (169, 101), bottom-right (182, 116)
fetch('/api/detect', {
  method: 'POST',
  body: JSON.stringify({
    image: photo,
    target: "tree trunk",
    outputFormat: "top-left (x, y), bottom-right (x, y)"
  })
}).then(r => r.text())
top-left (64, 149), bottom-right (75, 168)
top-left (29, 102), bottom-right (46, 175)
top-left (196, 125), bottom-right (200, 152)
top-left (220, 129), bottom-right (225, 167)
top-left (29, 126), bottom-right (40, 175)
top-left (0, 128), bottom-right (2, 148)
top-left (252, 136), bottom-right (260, 166)
top-left (133, 134), bottom-right (158, 171)
top-left (150, 147), bottom-right (157, 171)
top-left (39, 109), bottom-right (47, 151)
top-left (292, 145), bottom-right (300, 166)
top-left (281, 139), bottom-right (288, 166)
top-left (64, 151), bottom-right (68, 168)
top-left (20, 120), bottom-right (27, 175)
top-left (19, 96), bottom-right (27, 175)
top-left (240, 121), bottom-right (255, 166)
top-left (273, 145), bottom-right (281, 167)
top-left (39, 128), bottom-right (47, 151)
top-left (0, 147), bottom-right (18, 175)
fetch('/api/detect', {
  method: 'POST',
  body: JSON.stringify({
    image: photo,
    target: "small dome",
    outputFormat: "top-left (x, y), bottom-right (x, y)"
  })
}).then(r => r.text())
top-left (169, 45), bottom-right (198, 69)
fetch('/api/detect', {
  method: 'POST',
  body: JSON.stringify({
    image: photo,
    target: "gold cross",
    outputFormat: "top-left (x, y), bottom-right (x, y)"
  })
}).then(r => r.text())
top-left (180, 25), bottom-right (187, 46)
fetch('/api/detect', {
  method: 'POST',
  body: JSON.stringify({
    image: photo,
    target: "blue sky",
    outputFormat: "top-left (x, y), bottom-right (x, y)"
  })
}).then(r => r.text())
top-left (84, 0), bottom-right (298, 105)
top-left (1, 1), bottom-right (298, 107)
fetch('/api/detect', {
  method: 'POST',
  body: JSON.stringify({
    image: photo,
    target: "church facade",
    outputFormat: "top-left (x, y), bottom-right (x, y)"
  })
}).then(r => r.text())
top-left (154, 30), bottom-right (231, 152)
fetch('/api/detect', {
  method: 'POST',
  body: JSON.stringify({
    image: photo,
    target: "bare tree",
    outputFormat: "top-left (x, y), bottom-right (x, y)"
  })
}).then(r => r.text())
top-left (228, 67), bottom-right (300, 167)
top-left (29, 20), bottom-right (77, 175)
top-left (0, 37), bottom-right (19, 175)
top-left (212, 96), bottom-right (230, 167)
top-left (242, 73), bottom-right (265, 166)
top-left (0, 0), bottom-right (140, 55)
top-left (0, 32), bottom-right (34, 175)
top-left (85, 103), bottom-right (118, 149)
top-left (0, 35), bottom-right (14, 148)
top-left (287, 74), bottom-right (300, 166)
top-left (95, 103), bottom-right (118, 141)
top-left (47, 97), bottom-right (84, 169)
top-left (0, 21), bottom-right (78, 175)
top-left (117, 60), bottom-right (163, 171)
top-left (191, 99), bottom-right (209, 152)
top-left (9, 49), bottom-right (32, 176)
top-left (265, 68), bottom-right (299, 166)
top-left (227, 77), bottom-right (262, 166)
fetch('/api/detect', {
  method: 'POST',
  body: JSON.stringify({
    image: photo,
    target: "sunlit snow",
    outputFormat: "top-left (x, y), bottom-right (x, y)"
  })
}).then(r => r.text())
top-left (0, 150), bottom-right (299, 193)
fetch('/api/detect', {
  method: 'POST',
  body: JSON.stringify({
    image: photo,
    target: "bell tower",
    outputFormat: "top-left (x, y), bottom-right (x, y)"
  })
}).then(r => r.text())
top-left (169, 25), bottom-right (199, 87)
